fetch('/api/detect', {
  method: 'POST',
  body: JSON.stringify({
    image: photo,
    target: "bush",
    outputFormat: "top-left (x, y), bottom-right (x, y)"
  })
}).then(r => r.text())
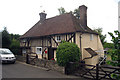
top-left (10, 39), bottom-right (21, 55)
top-left (56, 41), bottom-right (81, 67)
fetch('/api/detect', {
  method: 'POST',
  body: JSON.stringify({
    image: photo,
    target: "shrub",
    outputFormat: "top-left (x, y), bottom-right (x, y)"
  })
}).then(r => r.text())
top-left (10, 39), bottom-right (20, 55)
top-left (56, 41), bottom-right (81, 67)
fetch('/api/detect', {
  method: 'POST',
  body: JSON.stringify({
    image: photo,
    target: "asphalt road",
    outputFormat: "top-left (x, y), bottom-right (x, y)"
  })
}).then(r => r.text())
top-left (1, 61), bottom-right (87, 79)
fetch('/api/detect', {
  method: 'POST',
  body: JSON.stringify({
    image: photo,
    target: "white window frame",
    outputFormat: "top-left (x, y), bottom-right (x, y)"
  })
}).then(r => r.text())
top-left (56, 35), bottom-right (61, 42)
top-left (36, 47), bottom-right (42, 54)
top-left (90, 34), bottom-right (93, 41)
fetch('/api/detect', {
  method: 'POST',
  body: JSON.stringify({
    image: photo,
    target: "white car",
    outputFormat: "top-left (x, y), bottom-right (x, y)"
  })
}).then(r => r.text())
top-left (0, 48), bottom-right (16, 64)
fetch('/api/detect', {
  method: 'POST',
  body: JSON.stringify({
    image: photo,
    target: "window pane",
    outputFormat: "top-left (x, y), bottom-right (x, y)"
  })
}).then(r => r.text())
top-left (90, 34), bottom-right (93, 40)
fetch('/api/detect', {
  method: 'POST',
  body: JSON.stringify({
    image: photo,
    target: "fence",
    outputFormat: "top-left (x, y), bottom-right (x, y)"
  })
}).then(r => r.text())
top-left (65, 62), bottom-right (120, 80)
top-left (26, 52), bottom-right (38, 64)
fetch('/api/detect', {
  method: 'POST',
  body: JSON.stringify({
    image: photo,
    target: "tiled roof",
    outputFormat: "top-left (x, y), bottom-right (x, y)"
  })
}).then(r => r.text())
top-left (21, 13), bottom-right (97, 38)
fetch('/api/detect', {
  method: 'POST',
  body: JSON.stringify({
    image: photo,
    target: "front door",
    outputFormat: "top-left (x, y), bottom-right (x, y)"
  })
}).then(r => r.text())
top-left (48, 48), bottom-right (54, 60)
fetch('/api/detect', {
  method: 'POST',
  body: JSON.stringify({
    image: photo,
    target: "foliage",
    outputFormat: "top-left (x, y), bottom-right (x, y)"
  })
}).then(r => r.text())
top-left (10, 34), bottom-right (20, 40)
top-left (111, 73), bottom-right (120, 80)
top-left (56, 41), bottom-right (81, 67)
top-left (104, 43), bottom-right (114, 49)
top-left (58, 7), bottom-right (66, 15)
top-left (2, 27), bottom-right (11, 48)
top-left (108, 31), bottom-right (119, 49)
top-left (2, 27), bottom-right (21, 55)
top-left (10, 39), bottom-right (20, 55)
top-left (107, 30), bottom-right (120, 80)
top-left (73, 8), bottom-right (80, 19)
top-left (58, 7), bottom-right (80, 19)
top-left (93, 28), bottom-right (106, 46)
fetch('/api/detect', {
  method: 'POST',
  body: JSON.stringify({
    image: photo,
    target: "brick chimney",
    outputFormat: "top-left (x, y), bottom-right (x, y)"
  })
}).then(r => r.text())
top-left (79, 5), bottom-right (87, 28)
top-left (39, 11), bottom-right (47, 23)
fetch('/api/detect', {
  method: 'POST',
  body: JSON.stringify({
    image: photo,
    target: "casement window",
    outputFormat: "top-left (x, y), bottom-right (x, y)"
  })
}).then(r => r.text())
top-left (36, 47), bottom-right (42, 54)
top-left (90, 34), bottom-right (93, 41)
top-left (56, 35), bottom-right (61, 42)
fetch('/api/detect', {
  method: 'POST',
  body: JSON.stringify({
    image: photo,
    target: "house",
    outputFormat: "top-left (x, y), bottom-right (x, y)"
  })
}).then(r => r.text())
top-left (20, 5), bottom-right (104, 65)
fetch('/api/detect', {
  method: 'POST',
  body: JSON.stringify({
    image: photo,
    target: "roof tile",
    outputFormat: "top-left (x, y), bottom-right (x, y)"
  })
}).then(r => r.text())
top-left (21, 13), bottom-right (97, 38)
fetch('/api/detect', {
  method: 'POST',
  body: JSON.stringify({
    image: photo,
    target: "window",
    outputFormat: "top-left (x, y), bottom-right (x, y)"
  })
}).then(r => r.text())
top-left (90, 34), bottom-right (93, 41)
top-left (22, 39), bottom-right (27, 43)
top-left (36, 47), bottom-right (42, 54)
top-left (22, 49), bottom-right (26, 53)
top-left (56, 35), bottom-right (61, 42)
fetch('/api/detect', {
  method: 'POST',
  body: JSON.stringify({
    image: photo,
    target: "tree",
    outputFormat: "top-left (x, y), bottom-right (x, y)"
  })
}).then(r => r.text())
top-left (58, 7), bottom-right (80, 19)
top-left (104, 43), bottom-right (114, 49)
top-left (2, 27), bottom-right (11, 48)
top-left (73, 8), bottom-right (80, 19)
top-left (58, 7), bottom-right (66, 15)
top-left (2, 27), bottom-right (21, 55)
top-left (10, 39), bottom-right (20, 55)
top-left (107, 30), bottom-right (120, 80)
top-left (56, 41), bottom-right (81, 67)
top-left (9, 33), bottom-right (20, 55)
top-left (93, 28), bottom-right (106, 46)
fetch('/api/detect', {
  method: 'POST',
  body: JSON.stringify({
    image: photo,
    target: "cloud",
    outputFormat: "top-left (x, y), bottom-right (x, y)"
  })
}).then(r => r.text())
top-left (0, 0), bottom-right (118, 42)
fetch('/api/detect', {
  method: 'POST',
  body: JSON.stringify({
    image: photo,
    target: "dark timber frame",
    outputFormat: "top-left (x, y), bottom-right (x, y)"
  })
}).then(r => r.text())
top-left (20, 32), bottom-right (76, 59)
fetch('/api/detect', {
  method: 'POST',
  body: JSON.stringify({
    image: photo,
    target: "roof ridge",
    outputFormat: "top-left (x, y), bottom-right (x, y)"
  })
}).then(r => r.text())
top-left (45, 13), bottom-right (71, 21)
top-left (21, 12), bottom-right (98, 39)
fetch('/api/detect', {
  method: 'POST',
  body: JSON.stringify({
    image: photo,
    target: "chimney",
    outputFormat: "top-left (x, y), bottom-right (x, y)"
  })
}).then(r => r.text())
top-left (39, 11), bottom-right (47, 23)
top-left (79, 5), bottom-right (87, 28)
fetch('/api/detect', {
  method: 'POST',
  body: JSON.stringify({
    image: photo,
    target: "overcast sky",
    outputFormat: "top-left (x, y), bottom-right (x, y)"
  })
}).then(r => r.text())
top-left (0, 0), bottom-right (119, 42)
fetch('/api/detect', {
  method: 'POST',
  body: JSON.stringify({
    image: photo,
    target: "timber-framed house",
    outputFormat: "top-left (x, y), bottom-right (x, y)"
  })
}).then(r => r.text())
top-left (20, 5), bottom-right (104, 65)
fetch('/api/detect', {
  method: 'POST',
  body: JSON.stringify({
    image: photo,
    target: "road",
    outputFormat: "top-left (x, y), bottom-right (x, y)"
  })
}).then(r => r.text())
top-left (1, 61), bottom-right (87, 79)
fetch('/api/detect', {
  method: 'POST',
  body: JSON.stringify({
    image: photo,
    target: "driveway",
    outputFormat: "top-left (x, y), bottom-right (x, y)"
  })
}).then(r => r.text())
top-left (1, 61), bottom-right (87, 80)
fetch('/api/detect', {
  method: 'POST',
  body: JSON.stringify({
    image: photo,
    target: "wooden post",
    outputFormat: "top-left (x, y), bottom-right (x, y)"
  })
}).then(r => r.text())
top-left (96, 64), bottom-right (99, 80)
top-left (65, 62), bottom-right (72, 75)
top-left (26, 53), bottom-right (30, 64)
top-left (65, 62), bottom-right (69, 75)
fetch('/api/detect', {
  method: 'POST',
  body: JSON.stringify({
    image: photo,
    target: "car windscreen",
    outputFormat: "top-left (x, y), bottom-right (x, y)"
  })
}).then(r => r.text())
top-left (0, 49), bottom-right (12, 54)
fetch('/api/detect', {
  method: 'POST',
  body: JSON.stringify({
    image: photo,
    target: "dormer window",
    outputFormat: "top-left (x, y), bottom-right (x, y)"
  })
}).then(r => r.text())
top-left (56, 35), bottom-right (61, 42)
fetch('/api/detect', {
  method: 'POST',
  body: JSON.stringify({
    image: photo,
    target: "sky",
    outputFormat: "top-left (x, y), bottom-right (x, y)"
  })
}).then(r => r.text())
top-left (0, 0), bottom-right (119, 42)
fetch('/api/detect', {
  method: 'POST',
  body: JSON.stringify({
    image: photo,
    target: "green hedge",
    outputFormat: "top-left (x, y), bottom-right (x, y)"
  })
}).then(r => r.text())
top-left (56, 41), bottom-right (81, 67)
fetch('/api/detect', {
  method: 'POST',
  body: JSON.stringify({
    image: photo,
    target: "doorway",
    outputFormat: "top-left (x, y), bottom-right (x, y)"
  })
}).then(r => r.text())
top-left (48, 48), bottom-right (54, 60)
